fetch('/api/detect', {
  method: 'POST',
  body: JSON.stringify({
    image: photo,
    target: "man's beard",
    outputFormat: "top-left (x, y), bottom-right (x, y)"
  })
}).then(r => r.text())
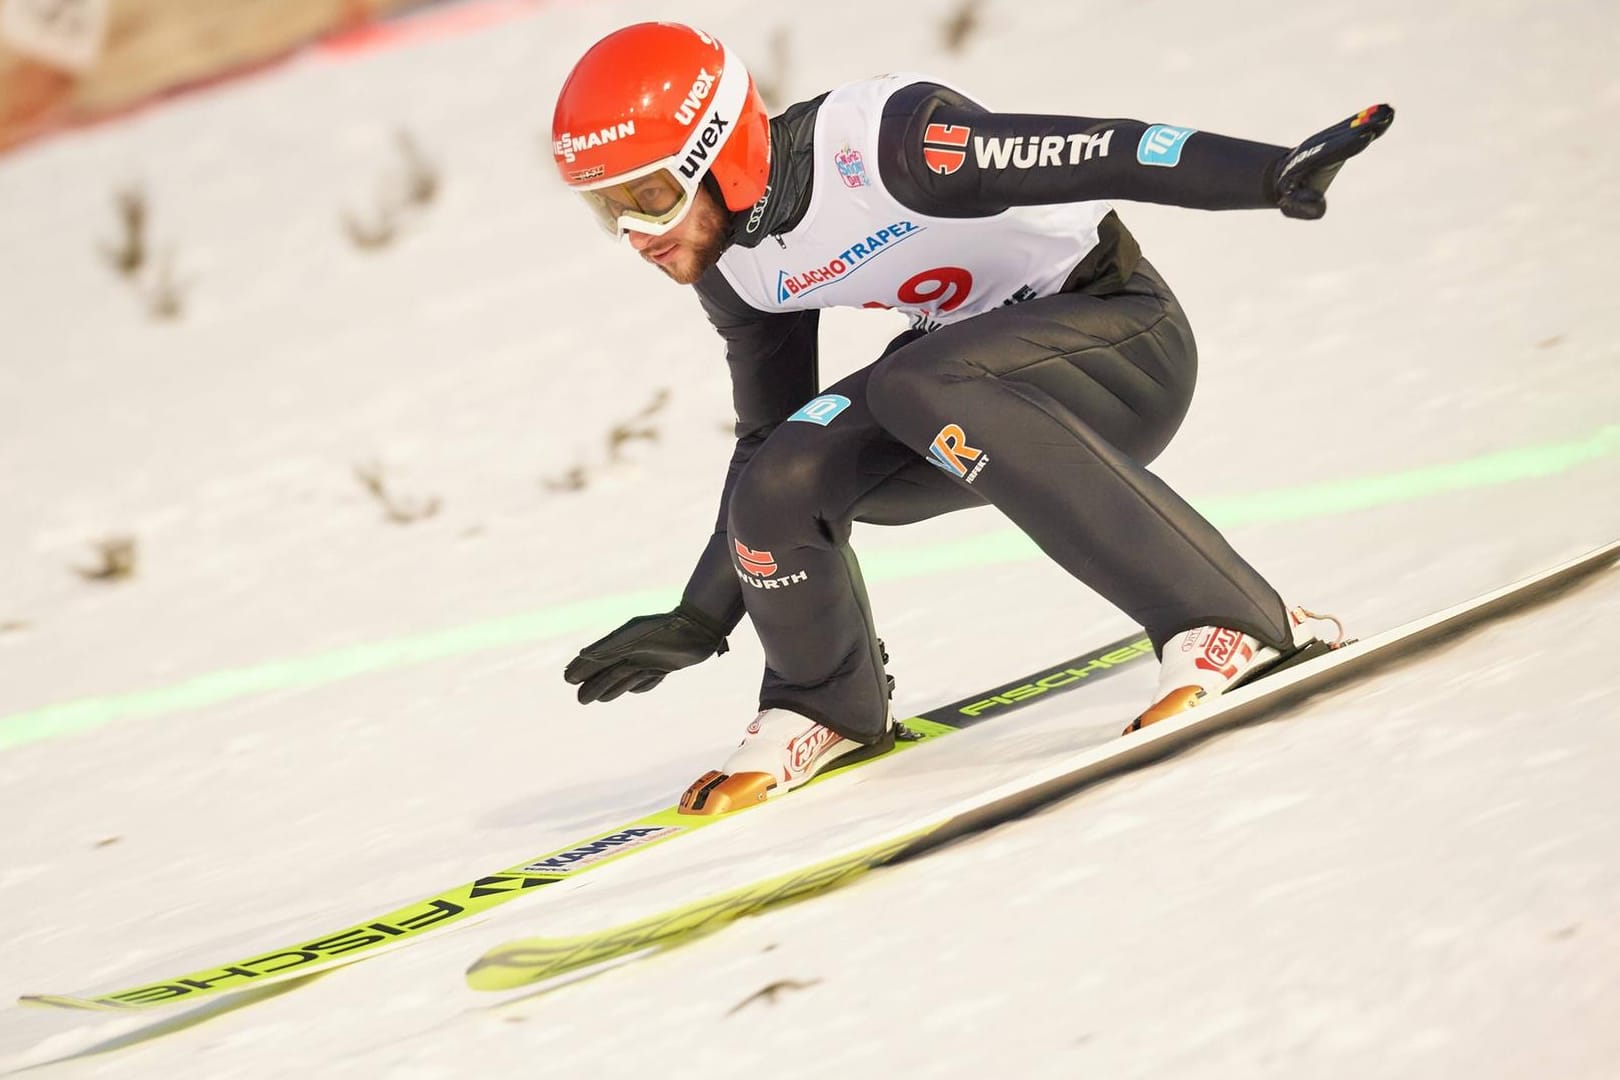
top-left (654, 197), bottom-right (729, 285)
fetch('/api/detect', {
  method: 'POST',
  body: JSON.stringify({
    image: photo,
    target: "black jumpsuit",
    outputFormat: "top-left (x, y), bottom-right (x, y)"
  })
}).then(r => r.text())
top-left (680, 82), bottom-right (1297, 743)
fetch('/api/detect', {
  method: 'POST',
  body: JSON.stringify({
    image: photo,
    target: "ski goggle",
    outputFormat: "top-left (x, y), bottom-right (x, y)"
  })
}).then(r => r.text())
top-left (575, 163), bottom-right (695, 239)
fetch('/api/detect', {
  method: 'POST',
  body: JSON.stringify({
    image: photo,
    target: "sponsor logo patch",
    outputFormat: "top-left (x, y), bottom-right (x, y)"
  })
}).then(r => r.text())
top-left (517, 827), bottom-right (680, 875)
top-left (734, 540), bottom-right (809, 590)
top-left (928, 423), bottom-right (988, 483)
top-left (553, 121), bottom-right (636, 164)
top-left (744, 184), bottom-right (771, 236)
top-left (834, 146), bottom-right (870, 188)
top-left (1136, 124), bottom-right (1197, 167)
top-left (1192, 628), bottom-right (1251, 679)
top-left (776, 220), bottom-right (921, 303)
top-left (1278, 141), bottom-right (1324, 178)
top-left (736, 569), bottom-right (810, 590)
top-left (787, 394), bottom-right (853, 426)
top-left (922, 122), bottom-right (971, 175)
top-left (786, 724), bottom-right (841, 775)
top-left (734, 541), bottom-right (778, 577)
top-left (973, 130), bottom-right (1113, 170)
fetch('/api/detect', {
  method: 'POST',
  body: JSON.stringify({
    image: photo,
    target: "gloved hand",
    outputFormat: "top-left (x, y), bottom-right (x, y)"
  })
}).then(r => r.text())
top-left (1271, 104), bottom-right (1395, 220)
top-left (563, 604), bottom-right (729, 704)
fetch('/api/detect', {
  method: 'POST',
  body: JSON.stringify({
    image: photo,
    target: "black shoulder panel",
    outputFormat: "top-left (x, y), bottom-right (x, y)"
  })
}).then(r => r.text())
top-left (878, 82), bottom-right (998, 218)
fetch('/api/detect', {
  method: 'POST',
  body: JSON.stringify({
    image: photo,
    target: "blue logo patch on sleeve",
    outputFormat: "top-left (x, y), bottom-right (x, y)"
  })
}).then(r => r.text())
top-left (1136, 125), bottom-right (1197, 167)
top-left (787, 394), bottom-right (853, 426)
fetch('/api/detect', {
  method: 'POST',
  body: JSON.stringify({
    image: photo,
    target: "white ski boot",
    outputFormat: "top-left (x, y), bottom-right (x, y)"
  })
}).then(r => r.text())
top-left (1127, 607), bottom-right (1344, 734)
top-left (678, 708), bottom-right (893, 816)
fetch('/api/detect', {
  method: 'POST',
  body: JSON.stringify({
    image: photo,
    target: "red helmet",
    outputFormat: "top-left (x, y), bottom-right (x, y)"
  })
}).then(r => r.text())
top-left (551, 23), bottom-right (771, 238)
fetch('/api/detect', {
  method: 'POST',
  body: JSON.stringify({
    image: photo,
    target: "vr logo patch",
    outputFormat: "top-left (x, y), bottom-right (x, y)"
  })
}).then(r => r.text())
top-left (787, 394), bottom-right (852, 426)
top-left (928, 423), bottom-right (988, 483)
top-left (1136, 124), bottom-right (1197, 167)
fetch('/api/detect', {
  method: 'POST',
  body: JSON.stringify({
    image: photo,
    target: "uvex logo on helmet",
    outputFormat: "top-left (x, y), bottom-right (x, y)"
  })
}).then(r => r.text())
top-left (674, 69), bottom-right (717, 126)
top-left (678, 112), bottom-right (730, 179)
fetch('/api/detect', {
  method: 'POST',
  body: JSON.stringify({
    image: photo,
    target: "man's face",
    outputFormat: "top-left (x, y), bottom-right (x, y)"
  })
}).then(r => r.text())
top-left (625, 184), bottom-right (729, 285)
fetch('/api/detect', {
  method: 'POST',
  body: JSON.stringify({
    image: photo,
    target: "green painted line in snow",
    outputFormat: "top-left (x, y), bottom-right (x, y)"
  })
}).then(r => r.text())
top-left (857, 424), bottom-right (1620, 578)
top-left (0, 588), bottom-right (667, 753)
top-left (3, 426), bottom-right (1617, 752)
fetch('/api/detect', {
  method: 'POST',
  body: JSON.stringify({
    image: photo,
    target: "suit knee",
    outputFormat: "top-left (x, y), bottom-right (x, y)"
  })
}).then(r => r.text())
top-left (728, 443), bottom-right (839, 548)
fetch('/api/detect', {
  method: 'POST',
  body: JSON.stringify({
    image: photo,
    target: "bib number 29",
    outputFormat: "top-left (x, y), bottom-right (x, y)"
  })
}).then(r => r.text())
top-left (865, 266), bottom-right (974, 316)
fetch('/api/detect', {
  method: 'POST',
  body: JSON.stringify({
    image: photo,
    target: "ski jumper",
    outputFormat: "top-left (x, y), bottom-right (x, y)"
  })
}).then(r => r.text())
top-left (682, 75), bottom-right (1296, 742)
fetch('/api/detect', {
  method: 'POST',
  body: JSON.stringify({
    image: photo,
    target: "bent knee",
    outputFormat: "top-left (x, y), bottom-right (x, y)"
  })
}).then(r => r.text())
top-left (728, 444), bottom-right (837, 544)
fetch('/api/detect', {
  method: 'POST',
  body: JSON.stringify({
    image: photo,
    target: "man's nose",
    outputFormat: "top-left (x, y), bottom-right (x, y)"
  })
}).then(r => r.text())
top-left (626, 231), bottom-right (654, 251)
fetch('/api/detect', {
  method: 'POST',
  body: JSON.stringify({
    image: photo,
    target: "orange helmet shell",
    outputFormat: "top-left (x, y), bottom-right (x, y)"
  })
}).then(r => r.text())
top-left (551, 23), bottom-right (771, 213)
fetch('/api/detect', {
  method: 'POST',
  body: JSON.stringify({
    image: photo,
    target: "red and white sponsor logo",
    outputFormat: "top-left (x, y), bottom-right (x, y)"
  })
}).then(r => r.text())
top-left (786, 723), bottom-right (841, 776)
top-left (922, 122), bottom-right (971, 175)
top-left (1191, 628), bottom-right (1252, 679)
top-left (734, 540), bottom-right (809, 589)
top-left (734, 541), bottom-right (778, 577)
top-left (553, 121), bottom-right (636, 164)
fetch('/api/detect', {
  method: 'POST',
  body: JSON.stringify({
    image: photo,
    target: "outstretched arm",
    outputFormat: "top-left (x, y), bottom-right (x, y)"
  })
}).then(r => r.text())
top-left (878, 82), bottom-right (1393, 218)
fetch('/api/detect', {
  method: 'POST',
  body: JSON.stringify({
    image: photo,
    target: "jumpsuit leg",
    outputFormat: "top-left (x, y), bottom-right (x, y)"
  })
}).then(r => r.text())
top-left (728, 261), bottom-right (1290, 742)
top-left (727, 362), bottom-right (974, 743)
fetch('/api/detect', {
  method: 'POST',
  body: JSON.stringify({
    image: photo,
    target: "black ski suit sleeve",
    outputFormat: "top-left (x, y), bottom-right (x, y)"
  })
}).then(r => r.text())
top-left (679, 270), bottom-right (821, 632)
top-left (877, 82), bottom-right (1289, 216)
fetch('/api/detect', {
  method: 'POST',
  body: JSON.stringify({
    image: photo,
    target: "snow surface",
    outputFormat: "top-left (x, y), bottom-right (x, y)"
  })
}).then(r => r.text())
top-left (3, 0), bottom-right (1619, 1075)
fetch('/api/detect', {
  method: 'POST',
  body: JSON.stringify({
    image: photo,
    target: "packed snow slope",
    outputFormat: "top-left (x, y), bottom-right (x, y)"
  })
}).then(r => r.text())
top-left (3, 0), bottom-right (1619, 1076)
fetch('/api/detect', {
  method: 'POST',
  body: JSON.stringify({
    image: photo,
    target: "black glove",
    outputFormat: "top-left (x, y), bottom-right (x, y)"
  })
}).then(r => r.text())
top-left (563, 604), bottom-right (729, 704)
top-left (1270, 104), bottom-right (1395, 220)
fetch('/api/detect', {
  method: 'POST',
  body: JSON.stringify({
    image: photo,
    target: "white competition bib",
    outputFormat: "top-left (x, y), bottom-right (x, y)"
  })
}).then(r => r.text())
top-left (717, 73), bottom-right (1114, 331)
